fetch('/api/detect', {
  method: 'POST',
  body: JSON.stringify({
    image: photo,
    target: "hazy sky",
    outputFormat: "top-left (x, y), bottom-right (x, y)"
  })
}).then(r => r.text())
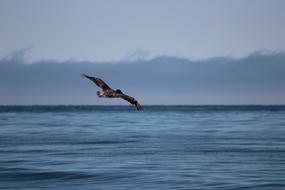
top-left (1, 0), bottom-right (285, 61)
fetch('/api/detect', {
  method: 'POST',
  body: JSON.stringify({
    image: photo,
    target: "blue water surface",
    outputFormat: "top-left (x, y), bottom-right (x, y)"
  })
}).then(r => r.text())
top-left (0, 106), bottom-right (285, 189)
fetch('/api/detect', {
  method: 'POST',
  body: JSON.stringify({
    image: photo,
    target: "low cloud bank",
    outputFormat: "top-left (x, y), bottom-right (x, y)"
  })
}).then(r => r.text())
top-left (1, 51), bottom-right (285, 105)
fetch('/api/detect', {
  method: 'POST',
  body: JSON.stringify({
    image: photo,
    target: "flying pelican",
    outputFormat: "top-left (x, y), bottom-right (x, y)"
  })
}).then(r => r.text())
top-left (82, 74), bottom-right (143, 110)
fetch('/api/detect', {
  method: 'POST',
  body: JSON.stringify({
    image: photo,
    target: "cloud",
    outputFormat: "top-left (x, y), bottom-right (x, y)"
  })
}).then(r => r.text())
top-left (1, 46), bottom-right (33, 63)
top-left (0, 50), bottom-right (285, 105)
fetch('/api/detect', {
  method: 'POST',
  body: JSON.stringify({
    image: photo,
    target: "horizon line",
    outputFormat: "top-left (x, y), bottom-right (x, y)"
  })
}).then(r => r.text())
top-left (1, 104), bottom-right (285, 106)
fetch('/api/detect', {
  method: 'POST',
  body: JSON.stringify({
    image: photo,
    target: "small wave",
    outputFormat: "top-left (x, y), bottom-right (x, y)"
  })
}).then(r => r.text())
top-left (73, 140), bottom-right (139, 145)
top-left (0, 167), bottom-right (138, 182)
top-left (0, 168), bottom-right (93, 181)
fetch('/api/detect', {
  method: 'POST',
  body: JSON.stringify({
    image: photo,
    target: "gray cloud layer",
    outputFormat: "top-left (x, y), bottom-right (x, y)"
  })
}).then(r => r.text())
top-left (1, 51), bottom-right (285, 105)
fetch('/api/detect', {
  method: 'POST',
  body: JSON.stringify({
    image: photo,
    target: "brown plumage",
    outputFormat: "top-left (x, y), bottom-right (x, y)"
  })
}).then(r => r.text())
top-left (82, 74), bottom-right (143, 110)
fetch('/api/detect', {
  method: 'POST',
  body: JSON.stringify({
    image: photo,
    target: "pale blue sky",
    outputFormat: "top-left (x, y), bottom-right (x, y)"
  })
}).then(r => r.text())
top-left (1, 0), bottom-right (285, 61)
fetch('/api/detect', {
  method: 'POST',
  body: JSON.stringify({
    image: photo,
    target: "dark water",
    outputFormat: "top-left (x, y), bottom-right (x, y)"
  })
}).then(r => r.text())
top-left (1, 106), bottom-right (285, 190)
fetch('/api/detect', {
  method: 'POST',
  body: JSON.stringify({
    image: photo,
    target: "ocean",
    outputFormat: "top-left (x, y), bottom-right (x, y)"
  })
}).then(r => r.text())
top-left (0, 106), bottom-right (285, 190)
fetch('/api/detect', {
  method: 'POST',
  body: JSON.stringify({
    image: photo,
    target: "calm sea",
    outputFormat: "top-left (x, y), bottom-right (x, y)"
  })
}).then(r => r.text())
top-left (0, 106), bottom-right (285, 190)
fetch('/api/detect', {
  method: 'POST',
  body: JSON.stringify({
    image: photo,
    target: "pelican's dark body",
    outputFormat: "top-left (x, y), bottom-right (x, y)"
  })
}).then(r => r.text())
top-left (82, 74), bottom-right (143, 110)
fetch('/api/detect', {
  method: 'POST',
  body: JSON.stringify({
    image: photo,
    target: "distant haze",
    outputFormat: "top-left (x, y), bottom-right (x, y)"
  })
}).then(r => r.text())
top-left (1, 51), bottom-right (285, 105)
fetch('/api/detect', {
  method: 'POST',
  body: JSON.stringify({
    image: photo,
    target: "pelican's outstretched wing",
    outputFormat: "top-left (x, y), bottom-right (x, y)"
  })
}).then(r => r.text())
top-left (82, 74), bottom-right (112, 91)
top-left (119, 93), bottom-right (143, 110)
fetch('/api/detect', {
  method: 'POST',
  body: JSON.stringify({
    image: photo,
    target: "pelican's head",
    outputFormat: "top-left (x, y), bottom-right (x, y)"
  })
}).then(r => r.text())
top-left (116, 89), bottom-right (123, 94)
